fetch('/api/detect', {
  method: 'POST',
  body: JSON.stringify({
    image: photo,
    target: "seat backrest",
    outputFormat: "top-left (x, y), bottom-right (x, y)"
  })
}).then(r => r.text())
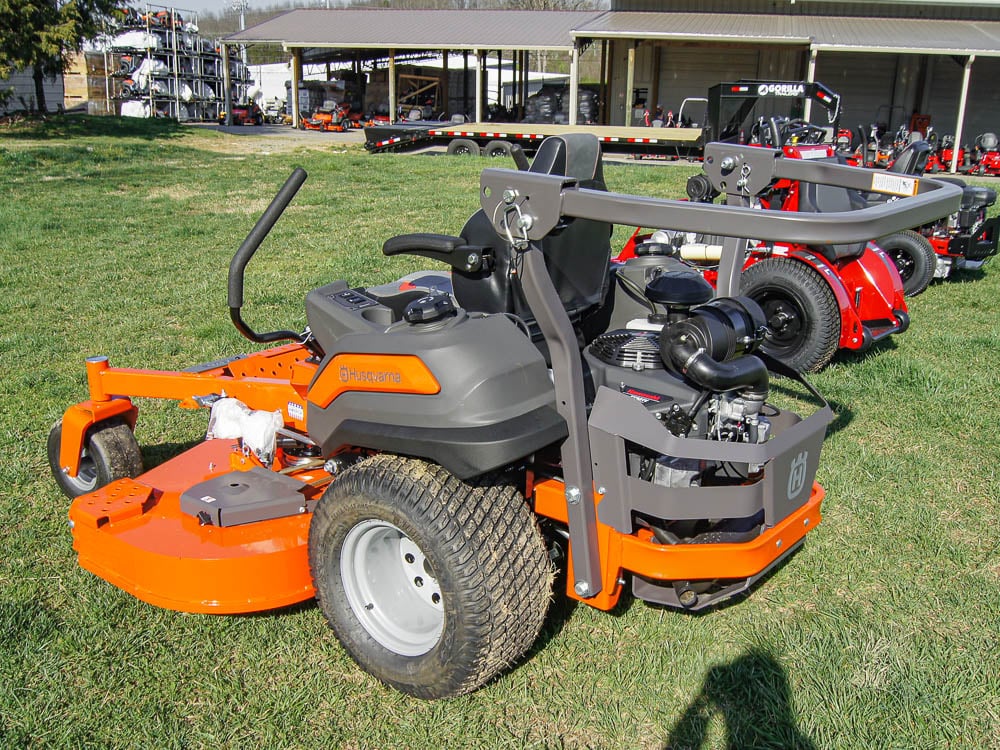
top-left (452, 134), bottom-right (613, 325)
top-left (889, 140), bottom-right (932, 175)
top-left (797, 156), bottom-right (869, 262)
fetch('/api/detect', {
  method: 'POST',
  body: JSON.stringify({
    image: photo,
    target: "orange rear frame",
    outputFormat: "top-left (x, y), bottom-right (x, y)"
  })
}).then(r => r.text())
top-left (532, 477), bottom-right (824, 612)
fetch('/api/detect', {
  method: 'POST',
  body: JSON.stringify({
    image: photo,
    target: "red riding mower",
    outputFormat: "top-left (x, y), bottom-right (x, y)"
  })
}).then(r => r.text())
top-left (219, 100), bottom-right (264, 127)
top-left (925, 134), bottom-right (970, 174)
top-left (965, 132), bottom-right (1000, 176)
top-left (874, 139), bottom-right (999, 288)
top-left (622, 118), bottom-right (947, 371)
top-left (47, 136), bottom-right (958, 699)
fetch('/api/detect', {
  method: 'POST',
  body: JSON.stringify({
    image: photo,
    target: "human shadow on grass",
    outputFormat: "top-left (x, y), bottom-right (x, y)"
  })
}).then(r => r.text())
top-left (663, 647), bottom-right (817, 750)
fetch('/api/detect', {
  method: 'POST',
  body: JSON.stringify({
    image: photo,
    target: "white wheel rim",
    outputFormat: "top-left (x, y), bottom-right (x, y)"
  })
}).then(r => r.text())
top-left (66, 448), bottom-right (98, 493)
top-left (340, 519), bottom-right (444, 656)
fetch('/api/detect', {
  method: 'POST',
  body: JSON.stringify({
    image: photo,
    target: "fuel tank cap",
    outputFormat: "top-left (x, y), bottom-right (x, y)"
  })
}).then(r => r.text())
top-left (403, 293), bottom-right (458, 324)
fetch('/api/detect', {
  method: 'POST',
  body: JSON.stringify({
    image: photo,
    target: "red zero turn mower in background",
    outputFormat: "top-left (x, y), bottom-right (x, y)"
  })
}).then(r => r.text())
top-left (621, 120), bottom-right (940, 372)
top-left (47, 137), bottom-right (958, 699)
top-left (876, 139), bottom-right (999, 291)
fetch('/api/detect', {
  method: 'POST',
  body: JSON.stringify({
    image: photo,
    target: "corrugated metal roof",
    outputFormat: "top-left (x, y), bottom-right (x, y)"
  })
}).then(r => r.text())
top-left (574, 11), bottom-right (1000, 56)
top-left (575, 11), bottom-right (809, 45)
top-left (226, 9), bottom-right (600, 51)
top-left (226, 8), bottom-right (1000, 58)
top-left (804, 15), bottom-right (1000, 54)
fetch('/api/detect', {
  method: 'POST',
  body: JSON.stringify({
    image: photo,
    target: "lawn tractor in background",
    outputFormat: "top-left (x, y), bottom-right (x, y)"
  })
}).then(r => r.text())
top-left (872, 138), bottom-right (999, 287)
top-left (47, 136), bottom-right (960, 699)
top-left (301, 101), bottom-right (362, 132)
top-left (219, 99), bottom-right (263, 126)
top-left (923, 131), bottom-right (1000, 176)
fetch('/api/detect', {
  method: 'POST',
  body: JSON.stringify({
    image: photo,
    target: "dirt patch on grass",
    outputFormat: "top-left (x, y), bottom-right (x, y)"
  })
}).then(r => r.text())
top-left (146, 185), bottom-right (203, 201)
top-left (181, 124), bottom-right (366, 155)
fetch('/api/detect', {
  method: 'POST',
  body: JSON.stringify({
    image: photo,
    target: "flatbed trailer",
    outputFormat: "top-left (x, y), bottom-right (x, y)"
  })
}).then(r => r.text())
top-left (364, 120), bottom-right (704, 159)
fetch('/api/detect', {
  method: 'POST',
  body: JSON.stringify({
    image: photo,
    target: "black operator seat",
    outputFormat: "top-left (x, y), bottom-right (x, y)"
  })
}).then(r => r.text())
top-left (453, 134), bottom-right (614, 335)
top-left (888, 139), bottom-right (933, 176)
top-left (796, 162), bottom-right (869, 264)
top-left (382, 133), bottom-right (615, 348)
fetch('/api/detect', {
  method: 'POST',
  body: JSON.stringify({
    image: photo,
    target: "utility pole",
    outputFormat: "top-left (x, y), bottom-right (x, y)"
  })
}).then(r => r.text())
top-left (231, 0), bottom-right (248, 65)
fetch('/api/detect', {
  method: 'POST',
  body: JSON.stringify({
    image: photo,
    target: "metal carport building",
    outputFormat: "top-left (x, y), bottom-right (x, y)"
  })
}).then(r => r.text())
top-left (224, 6), bottom-right (1000, 163)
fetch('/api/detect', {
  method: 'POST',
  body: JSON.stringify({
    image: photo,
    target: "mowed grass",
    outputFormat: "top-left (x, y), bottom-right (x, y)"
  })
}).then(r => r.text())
top-left (1, 117), bottom-right (998, 749)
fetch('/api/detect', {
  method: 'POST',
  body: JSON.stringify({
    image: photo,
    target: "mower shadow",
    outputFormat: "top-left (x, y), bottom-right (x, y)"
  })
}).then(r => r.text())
top-left (818, 395), bottom-right (853, 439)
top-left (635, 545), bottom-right (802, 621)
top-left (830, 337), bottom-right (897, 369)
top-left (662, 646), bottom-right (817, 750)
top-left (939, 268), bottom-right (988, 285)
top-left (140, 439), bottom-right (205, 472)
top-left (767, 381), bottom-right (854, 439)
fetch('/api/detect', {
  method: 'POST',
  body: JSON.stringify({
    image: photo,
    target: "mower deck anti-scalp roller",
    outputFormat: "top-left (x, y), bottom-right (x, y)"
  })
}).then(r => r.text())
top-left (50, 136), bottom-right (961, 698)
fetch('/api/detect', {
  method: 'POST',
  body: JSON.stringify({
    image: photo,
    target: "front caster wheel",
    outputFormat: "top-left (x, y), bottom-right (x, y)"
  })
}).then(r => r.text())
top-left (308, 454), bottom-right (552, 699)
top-left (47, 418), bottom-right (143, 498)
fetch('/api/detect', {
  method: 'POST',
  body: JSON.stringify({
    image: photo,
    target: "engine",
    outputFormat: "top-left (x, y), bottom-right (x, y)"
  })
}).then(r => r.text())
top-left (586, 257), bottom-right (771, 492)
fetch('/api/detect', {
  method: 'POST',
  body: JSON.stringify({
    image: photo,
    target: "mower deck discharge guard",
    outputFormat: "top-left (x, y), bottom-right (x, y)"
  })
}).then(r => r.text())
top-left (52, 137), bottom-right (960, 698)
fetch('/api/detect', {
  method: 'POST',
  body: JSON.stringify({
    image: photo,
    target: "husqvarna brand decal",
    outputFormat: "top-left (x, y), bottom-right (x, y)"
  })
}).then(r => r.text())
top-left (787, 450), bottom-right (809, 500)
top-left (308, 354), bottom-right (440, 408)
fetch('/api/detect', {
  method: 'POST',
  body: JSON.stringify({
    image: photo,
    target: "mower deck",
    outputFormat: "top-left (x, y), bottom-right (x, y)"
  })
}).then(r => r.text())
top-left (69, 439), bottom-right (320, 613)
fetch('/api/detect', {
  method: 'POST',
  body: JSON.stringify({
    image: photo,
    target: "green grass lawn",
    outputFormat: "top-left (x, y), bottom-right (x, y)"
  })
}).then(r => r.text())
top-left (1, 117), bottom-right (998, 749)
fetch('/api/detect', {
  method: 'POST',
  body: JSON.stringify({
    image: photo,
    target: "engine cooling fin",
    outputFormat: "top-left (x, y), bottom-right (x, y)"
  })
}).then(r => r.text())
top-left (589, 330), bottom-right (664, 371)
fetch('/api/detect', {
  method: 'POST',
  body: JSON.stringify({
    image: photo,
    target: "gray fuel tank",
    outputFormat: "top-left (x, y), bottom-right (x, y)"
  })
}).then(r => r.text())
top-left (304, 282), bottom-right (566, 479)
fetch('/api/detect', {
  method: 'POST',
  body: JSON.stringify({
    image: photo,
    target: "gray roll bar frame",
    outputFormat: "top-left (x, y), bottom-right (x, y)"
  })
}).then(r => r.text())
top-left (479, 141), bottom-right (961, 599)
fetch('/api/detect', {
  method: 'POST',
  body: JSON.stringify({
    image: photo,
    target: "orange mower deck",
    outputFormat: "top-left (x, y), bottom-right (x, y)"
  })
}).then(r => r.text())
top-left (69, 439), bottom-right (321, 614)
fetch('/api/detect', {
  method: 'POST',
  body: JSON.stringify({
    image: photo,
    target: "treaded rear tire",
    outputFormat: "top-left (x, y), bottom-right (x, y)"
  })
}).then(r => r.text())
top-left (741, 257), bottom-right (840, 372)
top-left (484, 139), bottom-right (513, 158)
top-left (309, 453), bottom-right (552, 699)
top-left (878, 229), bottom-right (936, 297)
top-left (446, 138), bottom-right (480, 156)
top-left (47, 418), bottom-right (143, 499)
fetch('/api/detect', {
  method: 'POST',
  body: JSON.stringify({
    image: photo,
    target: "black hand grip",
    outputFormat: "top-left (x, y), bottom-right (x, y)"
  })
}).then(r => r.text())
top-left (228, 167), bottom-right (307, 310)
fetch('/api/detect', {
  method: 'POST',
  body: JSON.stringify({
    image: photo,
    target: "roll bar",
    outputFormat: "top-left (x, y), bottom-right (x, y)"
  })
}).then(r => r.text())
top-left (228, 167), bottom-right (308, 345)
top-left (480, 143), bottom-right (962, 246)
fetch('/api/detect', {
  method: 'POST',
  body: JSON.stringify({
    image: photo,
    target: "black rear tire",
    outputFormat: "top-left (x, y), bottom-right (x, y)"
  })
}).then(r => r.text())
top-left (878, 230), bottom-right (936, 297)
top-left (309, 454), bottom-right (552, 699)
top-left (741, 257), bottom-right (840, 372)
top-left (47, 418), bottom-right (143, 499)
top-left (483, 139), bottom-right (512, 159)
top-left (446, 138), bottom-right (480, 156)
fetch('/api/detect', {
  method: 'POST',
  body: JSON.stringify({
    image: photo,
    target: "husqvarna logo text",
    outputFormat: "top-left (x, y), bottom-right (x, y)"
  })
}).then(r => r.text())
top-left (758, 83), bottom-right (806, 97)
top-left (787, 451), bottom-right (809, 500)
top-left (339, 366), bottom-right (402, 385)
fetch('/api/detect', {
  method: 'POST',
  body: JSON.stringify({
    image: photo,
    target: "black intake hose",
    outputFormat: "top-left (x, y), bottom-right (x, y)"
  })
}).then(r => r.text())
top-left (661, 297), bottom-right (769, 400)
